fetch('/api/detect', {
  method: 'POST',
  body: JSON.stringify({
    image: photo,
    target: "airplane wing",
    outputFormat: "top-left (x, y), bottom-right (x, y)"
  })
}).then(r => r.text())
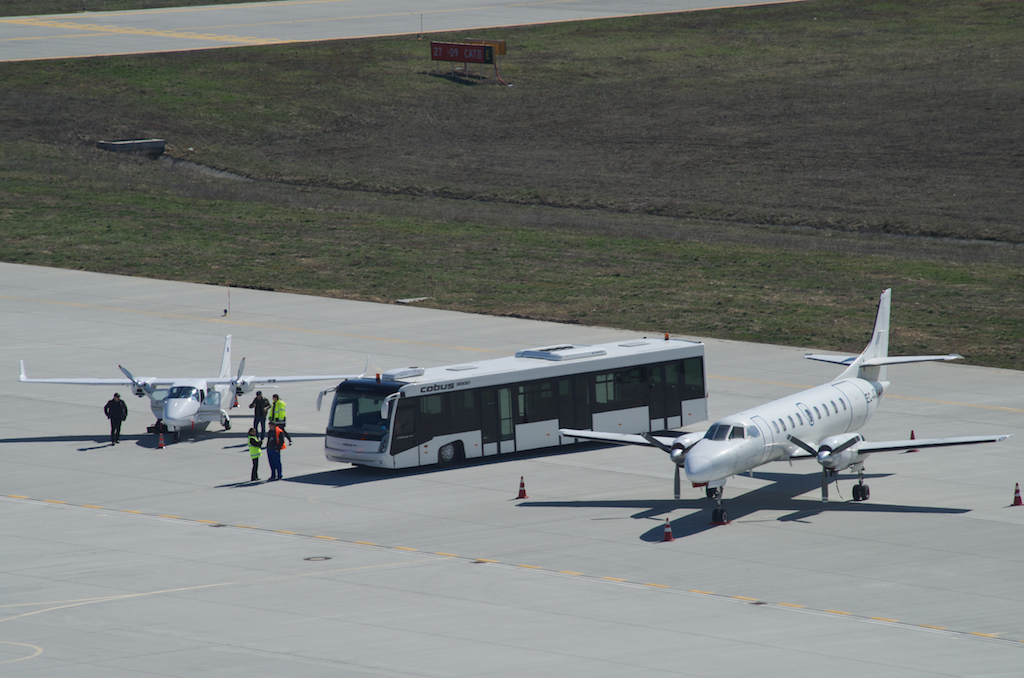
top-left (19, 362), bottom-right (175, 386)
top-left (857, 434), bottom-right (1011, 454)
top-left (558, 428), bottom-right (688, 450)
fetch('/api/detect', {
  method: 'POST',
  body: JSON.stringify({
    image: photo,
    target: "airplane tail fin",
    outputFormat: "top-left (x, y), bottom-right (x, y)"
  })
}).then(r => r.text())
top-left (219, 335), bottom-right (232, 379)
top-left (806, 289), bottom-right (960, 382)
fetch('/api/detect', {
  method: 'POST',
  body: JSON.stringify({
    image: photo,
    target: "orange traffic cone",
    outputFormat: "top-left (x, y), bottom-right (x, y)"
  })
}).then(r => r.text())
top-left (516, 476), bottom-right (528, 499)
top-left (907, 430), bottom-right (918, 453)
top-left (1013, 483), bottom-right (1022, 507)
top-left (157, 432), bottom-right (165, 449)
top-left (662, 518), bottom-right (674, 542)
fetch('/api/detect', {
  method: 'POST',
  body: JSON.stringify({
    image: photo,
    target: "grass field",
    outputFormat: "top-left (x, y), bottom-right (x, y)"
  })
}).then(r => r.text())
top-left (2, 0), bottom-right (1022, 369)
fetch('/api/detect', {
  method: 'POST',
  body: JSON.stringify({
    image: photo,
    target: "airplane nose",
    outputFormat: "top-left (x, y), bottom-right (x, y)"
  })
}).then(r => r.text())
top-left (163, 398), bottom-right (196, 426)
top-left (685, 444), bottom-right (718, 484)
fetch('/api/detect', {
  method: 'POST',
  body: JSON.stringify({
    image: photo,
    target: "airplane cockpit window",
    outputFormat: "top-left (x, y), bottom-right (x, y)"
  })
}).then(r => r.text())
top-left (729, 426), bottom-right (745, 439)
top-left (151, 389), bottom-right (168, 403)
top-left (704, 424), bottom-right (731, 441)
top-left (167, 386), bottom-right (200, 401)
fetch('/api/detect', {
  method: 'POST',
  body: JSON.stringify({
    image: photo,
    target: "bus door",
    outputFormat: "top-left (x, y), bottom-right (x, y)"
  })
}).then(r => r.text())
top-left (481, 387), bottom-right (514, 455)
top-left (649, 363), bottom-right (682, 431)
top-left (558, 376), bottom-right (592, 433)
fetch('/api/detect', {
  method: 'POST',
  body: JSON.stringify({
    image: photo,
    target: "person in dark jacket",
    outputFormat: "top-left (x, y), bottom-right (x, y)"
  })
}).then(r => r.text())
top-left (249, 391), bottom-right (270, 440)
top-left (103, 393), bottom-right (128, 445)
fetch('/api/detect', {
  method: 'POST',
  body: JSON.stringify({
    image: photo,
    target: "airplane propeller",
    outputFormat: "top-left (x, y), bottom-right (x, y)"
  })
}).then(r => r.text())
top-left (231, 357), bottom-right (246, 395)
top-left (643, 433), bottom-right (692, 500)
top-left (119, 365), bottom-right (148, 396)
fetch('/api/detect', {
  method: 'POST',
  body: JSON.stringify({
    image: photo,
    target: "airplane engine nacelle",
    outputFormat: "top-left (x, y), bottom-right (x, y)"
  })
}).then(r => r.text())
top-left (235, 380), bottom-right (254, 396)
top-left (816, 434), bottom-right (864, 471)
top-left (670, 433), bottom-right (701, 466)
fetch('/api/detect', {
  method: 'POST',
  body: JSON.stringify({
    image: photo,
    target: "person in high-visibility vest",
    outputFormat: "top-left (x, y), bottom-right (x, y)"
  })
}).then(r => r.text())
top-left (248, 428), bottom-right (263, 482)
top-left (269, 394), bottom-right (287, 429)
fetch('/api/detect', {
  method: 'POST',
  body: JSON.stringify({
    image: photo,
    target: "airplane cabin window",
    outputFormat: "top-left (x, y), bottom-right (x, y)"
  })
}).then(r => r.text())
top-left (831, 400), bottom-right (838, 413)
top-left (822, 403), bottom-right (829, 416)
top-left (772, 421), bottom-right (779, 434)
top-left (796, 412), bottom-right (804, 425)
top-left (787, 415), bottom-right (795, 428)
top-left (840, 399), bottom-right (847, 411)
top-left (813, 406), bottom-right (821, 419)
top-left (779, 419), bottom-right (786, 431)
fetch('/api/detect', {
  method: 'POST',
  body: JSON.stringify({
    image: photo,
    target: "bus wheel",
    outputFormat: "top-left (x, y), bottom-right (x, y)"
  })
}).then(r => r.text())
top-left (438, 442), bottom-right (458, 466)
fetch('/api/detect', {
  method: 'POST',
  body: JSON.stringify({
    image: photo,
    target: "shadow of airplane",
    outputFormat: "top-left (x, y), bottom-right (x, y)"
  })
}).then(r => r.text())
top-left (0, 431), bottom-right (326, 451)
top-left (283, 444), bottom-right (606, 488)
top-left (518, 470), bottom-right (970, 540)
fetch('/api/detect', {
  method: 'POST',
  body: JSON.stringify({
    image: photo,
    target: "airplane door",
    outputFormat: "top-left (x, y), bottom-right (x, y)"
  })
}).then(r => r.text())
top-left (751, 415), bottom-right (775, 464)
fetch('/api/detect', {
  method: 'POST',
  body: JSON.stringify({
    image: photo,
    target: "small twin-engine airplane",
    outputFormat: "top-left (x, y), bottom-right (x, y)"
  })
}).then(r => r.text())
top-left (560, 289), bottom-right (1011, 524)
top-left (20, 335), bottom-right (358, 442)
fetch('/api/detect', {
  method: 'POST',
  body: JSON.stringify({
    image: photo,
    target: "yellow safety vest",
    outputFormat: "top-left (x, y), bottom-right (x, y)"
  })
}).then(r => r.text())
top-left (248, 437), bottom-right (262, 459)
top-left (270, 399), bottom-right (286, 422)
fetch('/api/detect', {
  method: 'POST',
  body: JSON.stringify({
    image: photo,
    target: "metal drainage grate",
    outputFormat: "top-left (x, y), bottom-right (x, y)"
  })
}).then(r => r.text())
top-left (304, 556), bottom-right (332, 562)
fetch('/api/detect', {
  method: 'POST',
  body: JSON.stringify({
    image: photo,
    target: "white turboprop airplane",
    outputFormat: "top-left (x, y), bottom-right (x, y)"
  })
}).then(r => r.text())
top-left (560, 289), bottom-right (1011, 524)
top-left (20, 335), bottom-right (360, 442)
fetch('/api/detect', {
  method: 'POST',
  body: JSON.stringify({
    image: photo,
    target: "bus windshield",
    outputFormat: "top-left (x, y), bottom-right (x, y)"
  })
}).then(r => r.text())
top-left (327, 382), bottom-right (401, 441)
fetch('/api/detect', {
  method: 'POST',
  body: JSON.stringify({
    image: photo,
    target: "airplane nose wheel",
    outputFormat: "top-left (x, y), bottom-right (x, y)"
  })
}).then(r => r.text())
top-left (708, 487), bottom-right (729, 524)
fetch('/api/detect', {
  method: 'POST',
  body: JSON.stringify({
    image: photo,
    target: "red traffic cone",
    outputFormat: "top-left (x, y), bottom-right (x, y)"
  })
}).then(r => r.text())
top-left (157, 432), bottom-right (165, 449)
top-left (662, 518), bottom-right (674, 542)
top-left (1013, 483), bottom-right (1022, 507)
top-left (516, 476), bottom-right (528, 499)
top-left (907, 430), bottom-right (918, 453)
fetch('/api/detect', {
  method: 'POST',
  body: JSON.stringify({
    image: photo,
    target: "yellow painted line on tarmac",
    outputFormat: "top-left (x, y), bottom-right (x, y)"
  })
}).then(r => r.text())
top-left (0, 17), bottom-right (276, 45)
top-left (6, 492), bottom-right (1023, 646)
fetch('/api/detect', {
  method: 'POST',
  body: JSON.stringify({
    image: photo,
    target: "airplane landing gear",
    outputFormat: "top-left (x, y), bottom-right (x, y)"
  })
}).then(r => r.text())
top-left (709, 487), bottom-right (730, 524)
top-left (852, 468), bottom-right (870, 501)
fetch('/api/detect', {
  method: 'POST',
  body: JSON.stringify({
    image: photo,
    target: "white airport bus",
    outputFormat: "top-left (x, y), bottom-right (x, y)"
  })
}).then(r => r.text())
top-left (322, 337), bottom-right (707, 469)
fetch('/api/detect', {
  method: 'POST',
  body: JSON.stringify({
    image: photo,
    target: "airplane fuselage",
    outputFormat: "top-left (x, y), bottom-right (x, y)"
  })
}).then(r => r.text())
top-left (143, 378), bottom-right (235, 432)
top-left (683, 377), bottom-right (887, 484)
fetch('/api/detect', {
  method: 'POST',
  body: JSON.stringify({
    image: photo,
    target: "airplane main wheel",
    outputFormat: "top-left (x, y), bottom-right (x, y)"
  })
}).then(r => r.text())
top-left (223, 418), bottom-right (231, 431)
top-left (712, 508), bottom-right (729, 524)
top-left (860, 485), bottom-right (870, 501)
top-left (853, 485), bottom-right (862, 501)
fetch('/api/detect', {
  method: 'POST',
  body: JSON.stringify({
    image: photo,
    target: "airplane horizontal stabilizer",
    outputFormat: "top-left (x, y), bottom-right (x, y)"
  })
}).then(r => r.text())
top-left (558, 428), bottom-right (679, 450)
top-left (804, 354), bottom-right (857, 365)
top-left (861, 354), bottom-right (962, 366)
top-left (858, 434), bottom-right (1011, 454)
top-left (805, 353), bottom-right (962, 367)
